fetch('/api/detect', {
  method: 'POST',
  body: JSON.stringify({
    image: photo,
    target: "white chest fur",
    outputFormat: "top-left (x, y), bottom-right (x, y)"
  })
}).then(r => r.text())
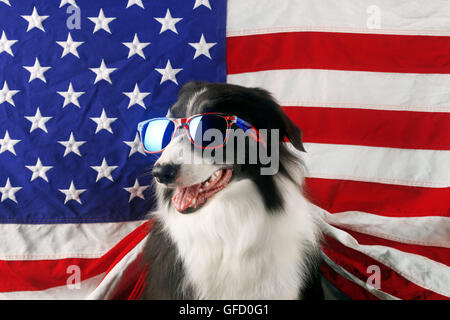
top-left (156, 176), bottom-right (319, 299)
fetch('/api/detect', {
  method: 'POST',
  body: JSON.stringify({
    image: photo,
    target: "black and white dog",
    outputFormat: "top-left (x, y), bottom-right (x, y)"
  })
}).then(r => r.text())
top-left (142, 81), bottom-right (322, 299)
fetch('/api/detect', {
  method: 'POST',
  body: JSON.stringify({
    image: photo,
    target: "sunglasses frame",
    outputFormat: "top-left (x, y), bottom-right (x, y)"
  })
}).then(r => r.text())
top-left (137, 112), bottom-right (263, 154)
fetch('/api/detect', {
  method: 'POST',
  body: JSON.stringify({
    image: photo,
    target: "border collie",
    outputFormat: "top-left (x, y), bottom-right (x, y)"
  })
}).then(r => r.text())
top-left (141, 81), bottom-right (322, 299)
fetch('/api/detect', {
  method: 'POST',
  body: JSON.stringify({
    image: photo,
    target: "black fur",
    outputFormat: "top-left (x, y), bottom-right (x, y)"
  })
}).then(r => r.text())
top-left (142, 220), bottom-right (194, 299)
top-left (298, 242), bottom-right (324, 300)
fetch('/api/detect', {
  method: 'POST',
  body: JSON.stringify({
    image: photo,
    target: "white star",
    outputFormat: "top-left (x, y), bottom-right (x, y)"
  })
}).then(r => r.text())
top-left (91, 157), bottom-right (118, 182)
top-left (0, 0), bottom-right (11, 7)
top-left (59, 181), bottom-right (86, 204)
top-left (0, 31), bottom-right (18, 56)
top-left (0, 81), bottom-right (19, 107)
top-left (154, 9), bottom-right (182, 34)
top-left (25, 107), bottom-right (52, 133)
top-left (25, 158), bottom-right (53, 182)
top-left (155, 60), bottom-right (183, 85)
top-left (59, 0), bottom-right (78, 7)
top-left (0, 178), bottom-right (21, 203)
top-left (90, 108), bottom-right (117, 134)
top-left (123, 83), bottom-right (150, 109)
top-left (122, 33), bottom-right (150, 59)
top-left (88, 9), bottom-right (116, 34)
top-left (193, 0), bottom-right (211, 10)
top-left (0, 130), bottom-right (20, 155)
top-left (23, 58), bottom-right (51, 83)
top-left (58, 132), bottom-right (86, 157)
top-left (57, 82), bottom-right (84, 108)
top-left (124, 179), bottom-right (149, 202)
top-left (124, 133), bottom-right (146, 157)
top-left (126, 0), bottom-right (144, 9)
top-left (21, 6), bottom-right (49, 32)
top-left (89, 59), bottom-right (117, 84)
top-left (189, 34), bottom-right (216, 59)
top-left (56, 33), bottom-right (84, 58)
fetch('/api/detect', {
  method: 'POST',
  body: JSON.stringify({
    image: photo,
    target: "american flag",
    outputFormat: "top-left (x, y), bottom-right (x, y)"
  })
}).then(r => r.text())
top-left (0, 0), bottom-right (225, 299)
top-left (1, 0), bottom-right (449, 300)
top-left (226, 0), bottom-right (450, 299)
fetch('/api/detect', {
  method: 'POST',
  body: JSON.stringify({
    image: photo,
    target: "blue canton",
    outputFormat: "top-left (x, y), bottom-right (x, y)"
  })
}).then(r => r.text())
top-left (0, 0), bottom-right (227, 223)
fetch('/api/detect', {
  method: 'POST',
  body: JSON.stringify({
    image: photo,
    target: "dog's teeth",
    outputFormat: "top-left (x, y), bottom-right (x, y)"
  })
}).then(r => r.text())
top-left (191, 198), bottom-right (197, 206)
top-left (204, 181), bottom-right (209, 187)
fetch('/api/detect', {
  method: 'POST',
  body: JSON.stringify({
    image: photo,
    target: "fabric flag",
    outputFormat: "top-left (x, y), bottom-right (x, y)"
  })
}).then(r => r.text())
top-left (226, 0), bottom-right (450, 300)
top-left (1, 0), bottom-right (449, 300)
top-left (0, 0), bottom-right (225, 299)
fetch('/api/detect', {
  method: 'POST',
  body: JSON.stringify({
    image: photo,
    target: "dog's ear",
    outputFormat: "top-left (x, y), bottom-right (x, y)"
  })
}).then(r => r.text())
top-left (250, 87), bottom-right (306, 152)
top-left (279, 109), bottom-right (306, 152)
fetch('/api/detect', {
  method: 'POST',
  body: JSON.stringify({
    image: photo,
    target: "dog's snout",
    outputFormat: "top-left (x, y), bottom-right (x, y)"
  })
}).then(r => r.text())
top-left (152, 164), bottom-right (179, 184)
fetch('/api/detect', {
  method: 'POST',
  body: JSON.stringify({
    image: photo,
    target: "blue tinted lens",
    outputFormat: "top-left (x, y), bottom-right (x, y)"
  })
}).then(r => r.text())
top-left (189, 115), bottom-right (227, 148)
top-left (142, 119), bottom-right (175, 152)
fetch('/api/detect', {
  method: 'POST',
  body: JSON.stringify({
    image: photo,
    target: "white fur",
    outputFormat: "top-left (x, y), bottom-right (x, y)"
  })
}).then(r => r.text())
top-left (154, 168), bottom-right (320, 299)
top-left (186, 87), bottom-right (207, 113)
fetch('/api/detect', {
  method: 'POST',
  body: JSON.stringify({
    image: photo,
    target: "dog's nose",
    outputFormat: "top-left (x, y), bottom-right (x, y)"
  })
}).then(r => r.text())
top-left (152, 164), bottom-right (179, 184)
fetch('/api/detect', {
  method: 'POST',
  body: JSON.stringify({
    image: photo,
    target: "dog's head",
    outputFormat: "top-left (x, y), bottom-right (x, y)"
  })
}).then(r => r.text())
top-left (150, 81), bottom-right (305, 214)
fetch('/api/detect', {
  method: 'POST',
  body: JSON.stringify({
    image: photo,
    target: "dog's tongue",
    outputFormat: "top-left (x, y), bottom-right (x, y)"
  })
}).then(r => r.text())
top-left (172, 183), bottom-right (202, 213)
top-left (171, 169), bottom-right (233, 213)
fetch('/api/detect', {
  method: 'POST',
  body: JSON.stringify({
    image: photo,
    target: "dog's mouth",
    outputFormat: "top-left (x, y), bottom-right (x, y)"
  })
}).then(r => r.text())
top-left (172, 168), bottom-right (233, 214)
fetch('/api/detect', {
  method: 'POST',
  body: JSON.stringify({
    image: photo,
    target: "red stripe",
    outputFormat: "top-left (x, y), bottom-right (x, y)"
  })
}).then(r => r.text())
top-left (320, 262), bottom-right (378, 300)
top-left (100, 220), bottom-right (153, 299)
top-left (99, 220), bottom-right (152, 282)
top-left (305, 177), bottom-right (450, 218)
top-left (125, 262), bottom-right (149, 300)
top-left (0, 257), bottom-right (103, 292)
top-left (284, 106), bottom-right (450, 150)
top-left (227, 32), bottom-right (450, 74)
top-left (336, 227), bottom-right (450, 267)
top-left (0, 221), bottom-right (151, 292)
top-left (323, 235), bottom-right (449, 300)
top-left (107, 253), bottom-right (146, 300)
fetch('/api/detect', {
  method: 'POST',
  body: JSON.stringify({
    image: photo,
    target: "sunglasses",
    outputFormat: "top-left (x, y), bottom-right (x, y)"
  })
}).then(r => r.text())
top-left (137, 112), bottom-right (264, 154)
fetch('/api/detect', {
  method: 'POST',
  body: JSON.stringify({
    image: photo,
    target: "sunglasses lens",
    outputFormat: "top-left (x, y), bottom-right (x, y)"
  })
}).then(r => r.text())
top-left (189, 115), bottom-right (228, 149)
top-left (142, 119), bottom-right (175, 152)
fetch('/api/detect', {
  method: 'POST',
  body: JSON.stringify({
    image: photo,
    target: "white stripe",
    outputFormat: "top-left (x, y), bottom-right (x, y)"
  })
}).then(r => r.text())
top-left (315, 207), bottom-right (450, 249)
top-left (321, 251), bottom-right (400, 300)
top-left (227, 69), bottom-right (450, 113)
top-left (320, 221), bottom-right (450, 297)
top-left (0, 220), bottom-right (146, 260)
top-left (294, 143), bottom-right (450, 188)
top-left (228, 0), bottom-right (450, 37)
top-left (0, 273), bottom-right (105, 300)
top-left (87, 234), bottom-right (148, 300)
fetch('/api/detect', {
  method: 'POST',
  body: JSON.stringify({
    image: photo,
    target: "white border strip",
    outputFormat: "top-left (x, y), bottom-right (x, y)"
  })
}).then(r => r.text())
top-left (228, 0), bottom-right (450, 37)
top-left (0, 220), bottom-right (146, 260)
top-left (227, 69), bottom-right (450, 113)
